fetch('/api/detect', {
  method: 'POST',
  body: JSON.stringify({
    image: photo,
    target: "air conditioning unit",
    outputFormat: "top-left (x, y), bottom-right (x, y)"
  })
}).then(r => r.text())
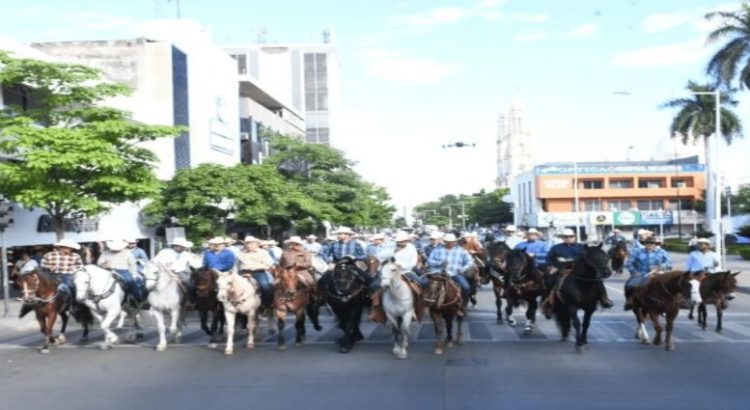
top-left (239, 132), bottom-right (250, 141)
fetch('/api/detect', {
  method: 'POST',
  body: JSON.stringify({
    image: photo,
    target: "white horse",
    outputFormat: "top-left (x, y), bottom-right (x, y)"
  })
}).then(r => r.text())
top-left (73, 265), bottom-right (126, 350)
top-left (380, 259), bottom-right (415, 360)
top-left (142, 262), bottom-right (185, 351)
top-left (216, 269), bottom-right (262, 355)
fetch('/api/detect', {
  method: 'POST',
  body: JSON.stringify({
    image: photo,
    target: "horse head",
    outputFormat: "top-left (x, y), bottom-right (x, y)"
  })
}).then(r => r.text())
top-left (332, 258), bottom-right (364, 296)
top-left (191, 267), bottom-right (218, 298)
top-left (215, 269), bottom-right (234, 303)
top-left (379, 257), bottom-right (401, 287)
top-left (276, 264), bottom-right (301, 300)
top-left (141, 262), bottom-right (166, 291)
top-left (580, 243), bottom-right (613, 279)
top-left (15, 268), bottom-right (43, 302)
top-left (505, 249), bottom-right (532, 282)
top-left (714, 271), bottom-right (739, 301)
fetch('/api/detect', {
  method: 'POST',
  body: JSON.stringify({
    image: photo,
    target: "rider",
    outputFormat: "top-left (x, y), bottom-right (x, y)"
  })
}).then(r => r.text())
top-left (279, 235), bottom-right (317, 291)
top-left (460, 232), bottom-right (484, 305)
top-left (514, 228), bottom-right (550, 272)
top-left (153, 237), bottom-right (195, 294)
top-left (623, 236), bottom-right (672, 310)
top-left (236, 236), bottom-right (275, 309)
top-left (319, 226), bottom-right (370, 290)
top-left (366, 233), bottom-right (387, 259)
top-left (421, 231), bottom-right (443, 261)
top-left (202, 236), bottom-right (236, 273)
top-left (685, 237), bottom-right (720, 303)
top-left (632, 229), bottom-right (653, 251)
top-left (502, 225), bottom-right (523, 249)
top-left (426, 233), bottom-right (475, 304)
top-left (304, 235), bottom-right (322, 255)
top-left (126, 238), bottom-right (149, 275)
top-left (99, 239), bottom-right (146, 304)
top-left (370, 231), bottom-right (418, 323)
top-left (604, 229), bottom-right (628, 246)
top-left (41, 239), bottom-right (83, 296)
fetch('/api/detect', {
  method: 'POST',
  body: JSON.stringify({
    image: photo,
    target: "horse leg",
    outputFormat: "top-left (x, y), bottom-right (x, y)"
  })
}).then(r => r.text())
top-left (170, 306), bottom-right (182, 344)
top-left (716, 303), bottom-right (723, 333)
top-left (152, 308), bottom-right (167, 352)
top-left (306, 300), bottom-right (322, 331)
top-left (294, 309), bottom-right (306, 346)
top-left (523, 298), bottom-right (537, 335)
top-left (99, 308), bottom-right (120, 350)
top-left (57, 308), bottom-right (69, 346)
top-left (445, 312), bottom-right (455, 348)
top-left (36, 311), bottom-right (51, 353)
top-left (635, 309), bottom-right (650, 344)
top-left (570, 308), bottom-right (583, 351)
top-left (494, 286), bottom-right (504, 324)
top-left (208, 310), bottom-right (222, 347)
top-left (649, 311), bottom-right (663, 346)
top-left (505, 301), bottom-right (516, 326)
top-left (246, 308), bottom-right (256, 350)
top-left (224, 310), bottom-right (236, 355)
top-left (698, 303), bottom-right (707, 330)
top-left (199, 309), bottom-right (210, 335)
top-left (664, 308), bottom-right (677, 351)
top-left (456, 312), bottom-right (464, 345)
top-left (432, 311), bottom-right (444, 355)
top-left (581, 308), bottom-right (594, 347)
top-left (276, 309), bottom-right (288, 351)
top-left (688, 303), bottom-right (695, 321)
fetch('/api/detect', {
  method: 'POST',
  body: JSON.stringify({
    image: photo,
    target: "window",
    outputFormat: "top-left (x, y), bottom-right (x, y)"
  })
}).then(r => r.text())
top-left (609, 179), bottom-right (633, 189)
top-left (668, 200), bottom-right (693, 211)
top-left (306, 127), bottom-right (330, 144)
top-left (583, 199), bottom-right (602, 211)
top-left (607, 200), bottom-right (631, 211)
top-left (637, 200), bottom-right (664, 211)
top-left (671, 178), bottom-right (692, 188)
top-left (304, 53), bottom-right (329, 111)
top-left (638, 179), bottom-right (664, 188)
top-left (232, 54), bottom-right (247, 75)
top-left (581, 180), bottom-right (603, 189)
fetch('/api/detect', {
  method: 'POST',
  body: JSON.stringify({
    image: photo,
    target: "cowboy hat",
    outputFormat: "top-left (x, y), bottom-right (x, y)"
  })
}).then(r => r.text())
top-left (444, 233), bottom-right (458, 242)
top-left (641, 236), bottom-right (661, 244)
top-left (527, 228), bottom-right (541, 235)
top-left (171, 237), bottom-right (193, 248)
top-left (54, 239), bottom-right (81, 251)
top-left (504, 225), bottom-right (517, 231)
top-left (696, 238), bottom-right (712, 245)
top-left (334, 226), bottom-right (354, 235)
top-left (429, 231), bottom-right (444, 240)
top-left (306, 234), bottom-right (317, 240)
top-left (285, 236), bottom-right (304, 246)
top-left (125, 238), bottom-right (137, 244)
top-left (224, 237), bottom-right (236, 244)
top-left (106, 240), bottom-right (128, 252)
top-left (370, 233), bottom-right (385, 241)
top-left (394, 231), bottom-right (411, 242)
top-left (243, 236), bottom-right (261, 243)
top-left (207, 237), bottom-right (226, 245)
top-left (559, 228), bottom-right (576, 237)
top-left (263, 239), bottom-right (278, 246)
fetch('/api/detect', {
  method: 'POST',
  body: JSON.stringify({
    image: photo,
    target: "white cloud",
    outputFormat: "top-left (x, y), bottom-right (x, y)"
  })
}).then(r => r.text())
top-left (611, 38), bottom-right (707, 68)
top-left (396, 7), bottom-right (475, 26)
top-left (512, 32), bottom-right (548, 42)
top-left (361, 49), bottom-right (459, 83)
top-left (508, 13), bottom-right (551, 23)
top-left (641, 3), bottom-right (740, 33)
top-left (392, 2), bottom-right (547, 27)
top-left (568, 23), bottom-right (599, 38)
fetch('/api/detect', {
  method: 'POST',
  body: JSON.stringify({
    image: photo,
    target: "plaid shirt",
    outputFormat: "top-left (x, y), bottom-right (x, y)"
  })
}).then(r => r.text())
top-left (625, 247), bottom-right (672, 276)
top-left (427, 246), bottom-right (474, 276)
top-left (41, 251), bottom-right (83, 275)
top-left (322, 240), bottom-right (367, 263)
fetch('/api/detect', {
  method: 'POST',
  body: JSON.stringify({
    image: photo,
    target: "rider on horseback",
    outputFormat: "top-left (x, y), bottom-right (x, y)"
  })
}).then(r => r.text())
top-left (604, 229), bottom-right (627, 246)
top-left (153, 237), bottom-right (195, 295)
top-left (319, 226), bottom-right (370, 286)
top-left (99, 239), bottom-right (147, 304)
top-left (460, 232), bottom-right (484, 305)
top-left (684, 237), bottom-right (720, 304)
top-left (41, 239), bottom-right (83, 296)
top-left (370, 231), bottom-right (419, 323)
top-left (502, 225), bottom-right (523, 249)
top-left (279, 236), bottom-right (317, 291)
top-left (426, 233), bottom-right (474, 306)
top-left (236, 236), bottom-right (275, 309)
top-left (513, 228), bottom-right (549, 273)
top-left (623, 236), bottom-right (672, 310)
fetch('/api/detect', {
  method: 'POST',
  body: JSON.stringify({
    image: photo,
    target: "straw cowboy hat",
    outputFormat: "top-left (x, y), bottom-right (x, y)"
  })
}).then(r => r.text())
top-left (429, 231), bottom-right (444, 240)
top-left (370, 233), bottom-right (385, 241)
top-left (171, 237), bottom-right (193, 248)
top-left (443, 233), bottom-right (458, 242)
top-left (285, 236), bottom-right (304, 246)
top-left (243, 236), bottom-right (262, 243)
top-left (54, 239), bottom-right (81, 251)
top-left (106, 240), bottom-right (128, 252)
top-left (207, 237), bottom-right (225, 245)
top-left (559, 228), bottom-right (576, 237)
top-left (263, 239), bottom-right (278, 246)
top-left (394, 231), bottom-right (411, 242)
top-left (696, 238), bottom-right (712, 245)
top-left (527, 228), bottom-right (541, 236)
top-left (334, 226), bottom-right (355, 235)
top-left (504, 225), bottom-right (517, 232)
top-left (306, 234), bottom-right (317, 240)
top-left (641, 236), bottom-right (661, 244)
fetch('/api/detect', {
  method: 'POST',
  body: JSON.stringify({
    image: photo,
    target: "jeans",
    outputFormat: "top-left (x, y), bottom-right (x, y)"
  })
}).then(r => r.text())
top-left (405, 272), bottom-right (429, 288)
top-left (116, 269), bottom-right (146, 303)
top-left (251, 271), bottom-right (273, 308)
top-left (451, 274), bottom-right (471, 301)
top-left (57, 273), bottom-right (76, 298)
top-left (175, 271), bottom-right (195, 299)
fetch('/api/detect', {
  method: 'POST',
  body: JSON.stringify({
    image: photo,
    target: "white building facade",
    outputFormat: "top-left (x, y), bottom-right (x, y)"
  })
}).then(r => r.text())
top-left (496, 103), bottom-right (534, 188)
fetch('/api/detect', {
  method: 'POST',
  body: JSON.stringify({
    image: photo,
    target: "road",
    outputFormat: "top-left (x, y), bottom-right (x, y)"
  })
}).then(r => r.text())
top-left (1, 274), bottom-right (749, 410)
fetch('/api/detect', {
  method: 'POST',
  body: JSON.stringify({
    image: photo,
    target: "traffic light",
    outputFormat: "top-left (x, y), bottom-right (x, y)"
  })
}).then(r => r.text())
top-left (0, 201), bottom-right (13, 231)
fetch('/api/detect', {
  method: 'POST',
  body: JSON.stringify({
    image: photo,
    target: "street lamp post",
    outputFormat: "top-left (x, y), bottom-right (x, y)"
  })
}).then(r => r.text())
top-left (573, 161), bottom-right (581, 240)
top-left (443, 206), bottom-right (453, 230)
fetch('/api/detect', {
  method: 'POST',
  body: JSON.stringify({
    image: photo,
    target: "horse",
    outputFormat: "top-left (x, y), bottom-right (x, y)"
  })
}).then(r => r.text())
top-left (628, 271), bottom-right (694, 351)
top-left (322, 256), bottom-right (369, 353)
top-left (607, 241), bottom-right (629, 275)
top-left (190, 267), bottom-right (225, 347)
top-left (422, 273), bottom-right (464, 355)
top-left (551, 244), bottom-right (613, 352)
top-left (216, 269), bottom-right (262, 355)
top-left (503, 249), bottom-right (545, 334)
top-left (273, 263), bottom-right (321, 351)
top-left (73, 265), bottom-right (128, 350)
top-left (480, 241), bottom-right (511, 324)
top-left (14, 269), bottom-right (80, 353)
top-left (380, 259), bottom-right (415, 359)
top-left (141, 262), bottom-right (186, 351)
top-left (687, 271), bottom-right (739, 332)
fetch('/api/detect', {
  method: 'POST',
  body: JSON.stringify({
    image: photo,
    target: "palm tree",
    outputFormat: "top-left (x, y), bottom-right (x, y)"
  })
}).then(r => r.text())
top-left (705, 3), bottom-right (750, 88)
top-left (661, 81), bottom-right (742, 232)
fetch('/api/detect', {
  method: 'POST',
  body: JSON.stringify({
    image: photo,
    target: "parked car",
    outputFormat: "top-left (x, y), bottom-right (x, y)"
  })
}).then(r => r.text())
top-left (725, 233), bottom-right (750, 245)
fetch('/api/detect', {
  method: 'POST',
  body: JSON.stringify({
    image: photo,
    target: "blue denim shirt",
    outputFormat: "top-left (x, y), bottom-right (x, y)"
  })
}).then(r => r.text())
top-left (202, 249), bottom-right (236, 272)
top-left (321, 240), bottom-right (368, 263)
top-left (427, 246), bottom-right (474, 276)
top-left (625, 247), bottom-right (672, 276)
top-left (545, 242), bottom-right (584, 270)
top-left (514, 240), bottom-right (550, 267)
top-left (685, 250), bottom-right (720, 273)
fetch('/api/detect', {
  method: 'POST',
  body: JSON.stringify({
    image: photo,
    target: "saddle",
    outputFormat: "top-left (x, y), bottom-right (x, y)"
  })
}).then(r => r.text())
top-left (401, 275), bottom-right (425, 321)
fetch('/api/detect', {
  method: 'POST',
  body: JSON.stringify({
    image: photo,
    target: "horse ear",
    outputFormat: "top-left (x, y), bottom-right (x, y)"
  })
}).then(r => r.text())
top-left (596, 242), bottom-right (603, 249)
top-left (731, 271), bottom-right (740, 277)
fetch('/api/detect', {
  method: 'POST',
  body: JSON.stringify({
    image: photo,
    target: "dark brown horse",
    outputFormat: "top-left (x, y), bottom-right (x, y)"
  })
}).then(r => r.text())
top-left (422, 273), bottom-right (465, 355)
top-left (273, 264), bottom-right (321, 350)
top-left (687, 271), bottom-right (739, 332)
top-left (480, 241), bottom-right (511, 324)
top-left (503, 249), bottom-right (545, 334)
top-left (14, 269), bottom-right (91, 353)
top-left (322, 257), bottom-right (369, 353)
top-left (629, 271), bottom-right (693, 351)
top-left (607, 241), bottom-right (629, 275)
top-left (190, 267), bottom-right (225, 347)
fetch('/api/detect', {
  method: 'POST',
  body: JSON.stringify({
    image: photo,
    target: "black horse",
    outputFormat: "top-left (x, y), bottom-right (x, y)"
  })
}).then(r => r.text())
top-left (481, 241), bottom-right (511, 324)
top-left (607, 241), bottom-right (629, 275)
top-left (321, 257), bottom-right (369, 353)
top-left (551, 244), bottom-right (613, 352)
top-left (503, 249), bottom-right (545, 334)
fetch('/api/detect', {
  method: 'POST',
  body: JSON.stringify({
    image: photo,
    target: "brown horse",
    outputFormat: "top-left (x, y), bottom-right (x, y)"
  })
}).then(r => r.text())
top-left (14, 269), bottom-right (89, 353)
top-left (607, 241), bottom-right (629, 275)
top-left (422, 273), bottom-right (465, 355)
top-left (274, 264), bottom-right (321, 350)
top-left (687, 271), bottom-right (739, 332)
top-left (629, 271), bottom-right (693, 351)
top-left (190, 267), bottom-right (225, 347)
top-left (480, 241), bottom-right (511, 324)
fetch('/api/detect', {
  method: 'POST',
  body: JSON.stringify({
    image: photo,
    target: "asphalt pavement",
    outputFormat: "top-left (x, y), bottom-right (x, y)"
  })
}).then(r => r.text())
top-left (1, 273), bottom-right (749, 410)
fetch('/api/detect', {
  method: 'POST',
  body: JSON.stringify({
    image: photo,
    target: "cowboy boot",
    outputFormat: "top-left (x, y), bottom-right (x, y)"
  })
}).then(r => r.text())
top-left (598, 282), bottom-right (613, 308)
top-left (368, 290), bottom-right (386, 324)
top-left (541, 293), bottom-right (555, 319)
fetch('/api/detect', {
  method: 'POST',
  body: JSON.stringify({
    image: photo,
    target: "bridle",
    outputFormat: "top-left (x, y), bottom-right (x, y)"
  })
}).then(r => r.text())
top-left (193, 269), bottom-right (218, 297)
top-left (19, 271), bottom-right (58, 305)
top-left (218, 272), bottom-right (255, 307)
top-left (76, 267), bottom-right (118, 307)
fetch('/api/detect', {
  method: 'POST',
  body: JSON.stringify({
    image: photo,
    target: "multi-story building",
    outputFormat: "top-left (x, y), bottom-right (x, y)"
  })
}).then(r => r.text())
top-left (511, 157), bottom-right (706, 239)
top-left (496, 102), bottom-right (534, 188)
top-left (225, 30), bottom-right (340, 146)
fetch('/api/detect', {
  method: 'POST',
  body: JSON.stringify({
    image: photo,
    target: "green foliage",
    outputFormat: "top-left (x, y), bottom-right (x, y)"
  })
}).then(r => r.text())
top-left (661, 242), bottom-right (690, 253)
top-left (731, 185), bottom-right (750, 215)
top-left (737, 223), bottom-right (750, 239)
top-left (705, 3), bottom-right (750, 89)
top-left (414, 188), bottom-right (512, 228)
top-left (0, 50), bottom-right (183, 239)
top-left (739, 248), bottom-right (750, 260)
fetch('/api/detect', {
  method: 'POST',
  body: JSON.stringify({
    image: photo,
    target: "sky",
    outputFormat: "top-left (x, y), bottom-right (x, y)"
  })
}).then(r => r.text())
top-left (1, 0), bottom-right (749, 216)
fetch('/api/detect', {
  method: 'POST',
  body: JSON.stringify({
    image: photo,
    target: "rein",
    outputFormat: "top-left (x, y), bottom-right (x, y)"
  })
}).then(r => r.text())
top-left (77, 268), bottom-right (118, 308)
top-left (20, 273), bottom-right (60, 306)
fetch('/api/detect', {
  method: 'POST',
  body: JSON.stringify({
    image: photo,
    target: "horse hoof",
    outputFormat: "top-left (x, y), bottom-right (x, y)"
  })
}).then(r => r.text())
top-left (688, 314), bottom-right (694, 320)
top-left (446, 341), bottom-right (454, 349)
top-left (246, 343), bottom-right (255, 350)
top-left (496, 319), bottom-right (503, 325)
top-left (640, 339), bottom-right (651, 345)
top-left (224, 349), bottom-right (234, 355)
top-left (40, 348), bottom-right (50, 354)
top-left (339, 346), bottom-right (350, 354)
top-left (136, 333), bottom-right (145, 340)
top-left (155, 345), bottom-right (167, 352)
top-left (666, 344), bottom-right (676, 352)
top-left (523, 327), bottom-right (533, 335)
top-left (173, 337), bottom-right (182, 344)
top-left (56, 335), bottom-right (67, 345)
top-left (396, 351), bottom-right (408, 360)
top-left (560, 335), bottom-right (569, 342)
top-left (207, 343), bottom-right (217, 349)
top-left (576, 345), bottom-right (586, 353)
top-left (100, 344), bottom-right (112, 351)
top-left (268, 328), bottom-right (276, 335)
top-left (508, 319), bottom-right (516, 327)
top-left (314, 325), bottom-right (323, 331)
top-left (277, 344), bottom-right (288, 351)
top-left (295, 342), bottom-right (303, 347)
top-left (433, 348), bottom-right (443, 356)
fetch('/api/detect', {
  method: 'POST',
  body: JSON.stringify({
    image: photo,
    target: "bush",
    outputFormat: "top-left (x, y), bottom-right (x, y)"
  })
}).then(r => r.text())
top-left (737, 224), bottom-right (750, 239)
top-left (662, 242), bottom-right (690, 253)
top-left (739, 248), bottom-right (750, 261)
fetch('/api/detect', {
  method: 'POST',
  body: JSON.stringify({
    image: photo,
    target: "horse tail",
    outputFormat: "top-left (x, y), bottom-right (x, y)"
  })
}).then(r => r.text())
top-left (73, 303), bottom-right (95, 325)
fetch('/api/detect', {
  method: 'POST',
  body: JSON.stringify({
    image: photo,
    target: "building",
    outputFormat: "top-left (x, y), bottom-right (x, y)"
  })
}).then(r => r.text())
top-left (224, 30), bottom-right (340, 146)
top-left (496, 102), bottom-right (534, 188)
top-left (511, 157), bottom-right (706, 240)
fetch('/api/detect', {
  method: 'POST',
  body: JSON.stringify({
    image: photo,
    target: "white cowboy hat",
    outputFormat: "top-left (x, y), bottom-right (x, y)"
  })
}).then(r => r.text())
top-left (54, 239), bottom-right (81, 251)
top-left (171, 237), bottom-right (193, 248)
top-left (696, 238), bottom-right (712, 245)
top-left (207, 237), bottom-right (225, 245)
top-left (306, 234), bottom-right (317, 240)
top-left (326, 235), bottom-right (337, 242)
top-left (125, 238), bottom-right (137, 244)
top-left (444, 233), bottom-right (458, 242)
top-left (370, 233), bottom-right (385, 241)
top-left (429, 231), bottom-right (444, 240)
top-left (106, 240), bottom-right (128, 252)
top-left (637, 229), bottom-right (653, 237)
top-left (243, 235), bottom-right (261, 243)
top-left (504, 225), bottom-right (517, 232)
top-left (334, 226), bottom-right (354, 235)
top-left (263, 239), bottom-right (278, 246)
top-left (559, 228), bottom-right (576, 237)
top-left (285, 236), bottom-right (304, 246)
top-left (527, 228), bottom-right (541, 235)
top-left (224, 237), bottom-right (235, 244)
top-left (394, 231), bottom-right (411, 242)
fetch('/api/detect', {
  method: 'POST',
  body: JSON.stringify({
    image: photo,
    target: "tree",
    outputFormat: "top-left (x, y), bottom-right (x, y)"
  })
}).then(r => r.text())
top-left (413, 189), bottom-right (512, 229)
top-left (705, 3), bottom-right (750, 88)
top-left (467, 188), bottom-right (513, 226)
top-left (732, 184), bottom-right (750, 214)
top-left (0, 50), bottom-right (182, 240)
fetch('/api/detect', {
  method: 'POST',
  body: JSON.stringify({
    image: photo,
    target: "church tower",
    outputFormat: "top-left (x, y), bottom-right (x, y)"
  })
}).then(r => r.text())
top-left (496, 102), bottom-right (534, 188)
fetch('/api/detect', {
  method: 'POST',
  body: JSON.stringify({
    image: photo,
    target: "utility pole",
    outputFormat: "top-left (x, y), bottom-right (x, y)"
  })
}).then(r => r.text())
top-left (168, 0), bottom-right (182, 18)
top-left (0, 200), bottom-right (14, 317)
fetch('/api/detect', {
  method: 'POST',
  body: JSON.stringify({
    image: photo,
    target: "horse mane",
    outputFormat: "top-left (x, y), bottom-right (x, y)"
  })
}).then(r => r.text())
top-left (35, 268), bottom-right (60, 285)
